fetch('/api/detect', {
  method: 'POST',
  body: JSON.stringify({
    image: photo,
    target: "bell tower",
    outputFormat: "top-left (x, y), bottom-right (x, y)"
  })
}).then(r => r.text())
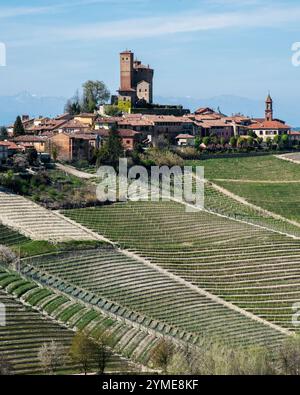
top-left (265, 93), bottom-right (273, 121)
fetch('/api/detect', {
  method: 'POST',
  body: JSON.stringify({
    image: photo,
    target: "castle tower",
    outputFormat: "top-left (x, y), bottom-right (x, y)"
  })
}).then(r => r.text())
top-left (120, 50), bottom-right (134, 91)
top-left (265, 93), bottom-right (273, 121)
top-left (118, 50), bottom-right (154, 107)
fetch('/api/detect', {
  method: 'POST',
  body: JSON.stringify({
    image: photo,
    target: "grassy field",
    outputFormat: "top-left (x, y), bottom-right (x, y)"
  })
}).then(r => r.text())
top-left (187, 155), bottom-right (300, 224)
top-left (216, 181), bottom-right (300, 222)
top-left (187, 155), bottom-right (300, 181)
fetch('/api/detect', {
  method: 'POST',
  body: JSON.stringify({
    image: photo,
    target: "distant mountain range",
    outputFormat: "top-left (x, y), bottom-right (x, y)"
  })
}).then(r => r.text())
top-left (0, 92), bottom-right (298, 127)
top-left (0, 91), bottom-right (66, 126)
top-left (155, 95), bottom-right (264, 117)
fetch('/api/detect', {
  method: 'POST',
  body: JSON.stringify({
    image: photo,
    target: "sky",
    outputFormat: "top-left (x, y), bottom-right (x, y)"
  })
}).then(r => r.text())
top-left (0, 0), bottom-right (300, 115)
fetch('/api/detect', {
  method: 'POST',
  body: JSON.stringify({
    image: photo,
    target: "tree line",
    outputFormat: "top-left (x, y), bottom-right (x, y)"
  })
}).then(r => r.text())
top-left (2, 330), bottom-right (300, 375)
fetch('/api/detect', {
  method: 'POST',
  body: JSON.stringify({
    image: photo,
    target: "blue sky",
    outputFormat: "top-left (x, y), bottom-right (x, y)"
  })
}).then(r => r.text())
top-left (0, 0), bottom-right (300, 112)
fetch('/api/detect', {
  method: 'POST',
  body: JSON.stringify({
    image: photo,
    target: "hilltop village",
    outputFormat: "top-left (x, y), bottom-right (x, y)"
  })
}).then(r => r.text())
top-left (0, 50), bottom-right (299, 166)
top-left (1, 50), bottom-right (300, 377)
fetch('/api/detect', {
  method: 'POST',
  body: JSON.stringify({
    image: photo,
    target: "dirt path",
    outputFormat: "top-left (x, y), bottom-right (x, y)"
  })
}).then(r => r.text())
top-left (56, 163), bottom-right (96, 179)
top-left (213, 178), bottom-right (300, 183)
top-left (275, 153), bottom-right (300, 165)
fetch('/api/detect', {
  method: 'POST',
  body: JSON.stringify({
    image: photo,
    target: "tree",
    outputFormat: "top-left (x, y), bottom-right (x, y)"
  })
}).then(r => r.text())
top-left (168, 343), bottom-right (201, 375)
top-left (0, 126), bottom-right (8, 140)
top-left (52, 146), bottom-right (59, 162)
top-left (266, 137), bottom-right (272, 149)
top-left (82, 80), bottom-right (110, 113)
top-left (0, 245), bottom-right (17, 266)
top-left (0, 353), bottom-right (13, 375)
top-left (247, 136), bottom-right (254, 147)
top-left (248, 130), bottom-right (258, 139)
top-left (64, 90), bottom-right (82, 115)
top-left (93, 332), bottom-right (112, 375)
top-left (13, 116), bottom-right (25, 137)
top-left (202, 136), bottom-right (211, 147)
top-left (27, 147), bottom-right (38, 166)
top-left (237, 136), bottom-right (244, 148)
top-left (38, 341), bottom-right (65, 375)
top-left (156, 135), bottom-right (169, 150)
top-left (69, 330), bottom-right (95, 375)
top-left (273, 134), bottom-right (281, 145)
top-left (194, 136), bottom-right (202, 150)
top-left (13, 154), bottom-right (28, 172)
top-left (278, 335), bottom-right (300, 375)
top-left (281, 133), bottom-right (289, 148)
top-left (96, 128), bottom-right (123, 168)
top-left (230, 136), bottom-right (237, 148)
top-left (150, 338), bottom-right (175, 374)
top-left (104, 105), bottom-right (121, 117)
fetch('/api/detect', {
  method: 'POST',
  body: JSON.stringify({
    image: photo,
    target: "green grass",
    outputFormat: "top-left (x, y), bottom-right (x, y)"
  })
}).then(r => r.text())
top-left (215, 181), bottom-right (300, 222)
top-left (186, 155), bottom-right (300, 181)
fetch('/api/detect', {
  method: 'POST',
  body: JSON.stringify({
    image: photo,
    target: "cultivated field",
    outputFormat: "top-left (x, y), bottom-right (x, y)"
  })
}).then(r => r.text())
top-left (187, 155), bottom-right (300, 181)
top-left (215, 181), bottom-right (300, 222)
top-left (188, 155), bottom-right (300, 226)
top-left (0, 264), bottom-right (155, 372)
top-left (1, 153), bottom-right (300, 373)
top-left (64, 199), bottom-right (300, 332)
top-left (0, 190), bottom-right (97, 242)
top-left (22, 247), bottom-right (287, 349)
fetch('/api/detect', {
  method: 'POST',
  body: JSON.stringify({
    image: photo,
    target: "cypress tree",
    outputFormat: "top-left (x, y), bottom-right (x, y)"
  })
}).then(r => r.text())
top-left (13, 116), bottom-right (25, 137)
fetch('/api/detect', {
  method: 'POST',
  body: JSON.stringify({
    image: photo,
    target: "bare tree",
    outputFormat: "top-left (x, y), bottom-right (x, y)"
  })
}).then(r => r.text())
top-left (0, 353), bottom-right (13, 375)
top-left (38, 341), bottom-right (65, 375)
top-left (93, 332), bottom-right (112, 375)
top-left (150, 338), bottom-right (175, 374)
top-left (0, 245), bottom-right (17, 266)
top-left (278, 335), bottom-right (300, 375)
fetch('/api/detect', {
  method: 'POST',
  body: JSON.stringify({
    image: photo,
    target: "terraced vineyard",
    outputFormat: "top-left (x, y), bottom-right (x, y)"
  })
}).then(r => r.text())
top-left (0, 190), bottom-right (96, 242)
top-left (0, 223), bottom-right (29, 246)
top-left (22, 247), bottom-right (288, 348)
top-left (0, 266), bottom-right (153, 372)
top-left (0, 287), bottom-right (78, 375)
top-left (188, 155), bottom-right (300, 226)
top-left (215, 181), bottom-right (300, 223)
top-left (205, 184), bottom-right (300, 238)
top-left (64, 200), bottom-right (300, 332)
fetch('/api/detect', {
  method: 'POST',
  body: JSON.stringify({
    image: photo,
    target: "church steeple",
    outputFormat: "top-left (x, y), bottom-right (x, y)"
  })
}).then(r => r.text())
top-left (265, 92), bottom-right (273, 121)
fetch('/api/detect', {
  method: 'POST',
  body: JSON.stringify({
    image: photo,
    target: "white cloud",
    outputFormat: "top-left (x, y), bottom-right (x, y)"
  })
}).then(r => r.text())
top-left (5, 3), bottom-right (300, 47)
top-left (35, 6), bottom-right (300, 40)
top-left (0, 0), bottom-right (146, 19)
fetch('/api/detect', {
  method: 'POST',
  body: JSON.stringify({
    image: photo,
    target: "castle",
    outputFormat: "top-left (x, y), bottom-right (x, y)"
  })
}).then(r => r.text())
top-left (118, 50), bottom-right (154, 106)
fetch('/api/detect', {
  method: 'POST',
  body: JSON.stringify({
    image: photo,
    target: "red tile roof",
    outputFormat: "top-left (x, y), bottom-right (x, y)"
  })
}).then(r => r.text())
top-left (0, 141), bottom-right (20, 150)
top-left (249, 120), bottom-right (291, 130)
top-left (14, 135), bottom-right (47, 142)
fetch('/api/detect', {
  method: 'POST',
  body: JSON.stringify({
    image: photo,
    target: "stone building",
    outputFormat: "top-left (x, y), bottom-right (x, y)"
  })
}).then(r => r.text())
top-left (118, 50), bottom-right (154, 106)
